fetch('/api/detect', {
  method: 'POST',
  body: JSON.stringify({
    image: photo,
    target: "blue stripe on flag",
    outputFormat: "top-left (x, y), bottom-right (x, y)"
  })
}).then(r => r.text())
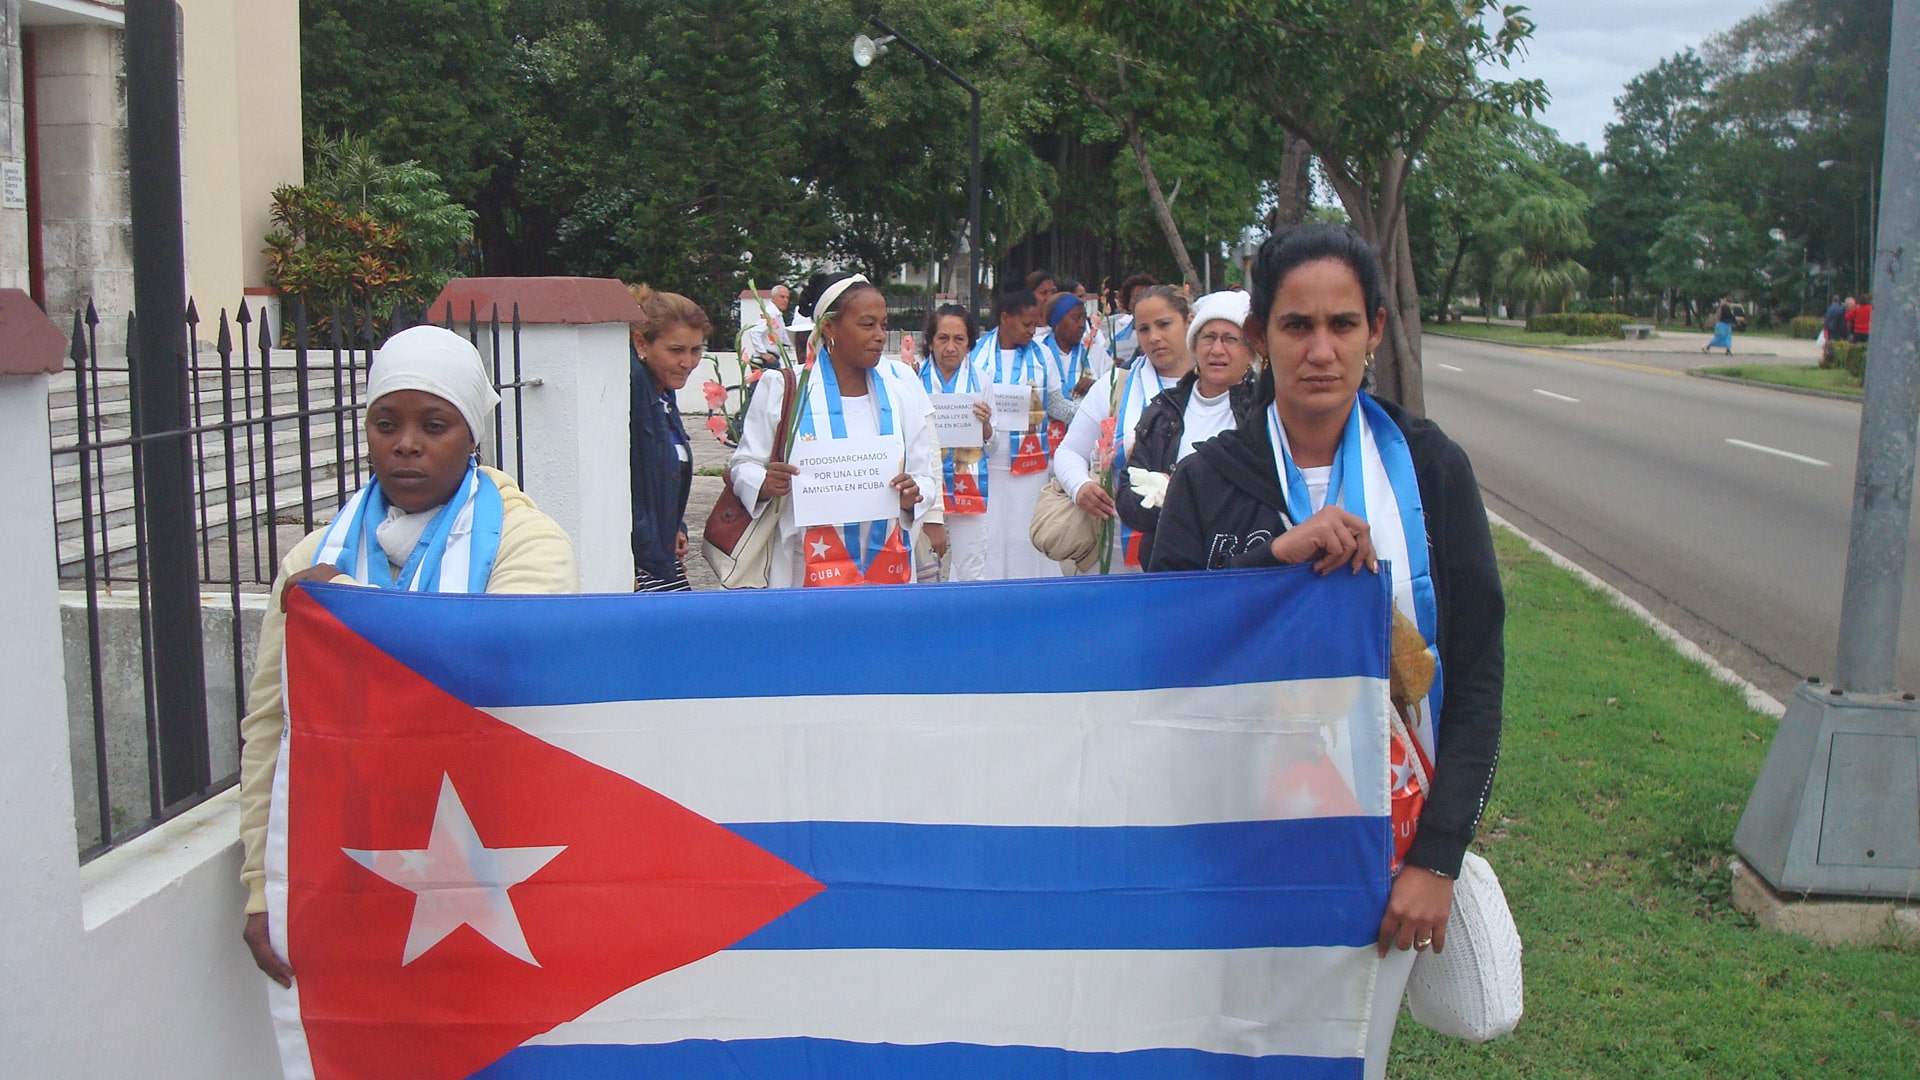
top-left (304, 567), bottom-right (1392, 707)
top-left (475, 1038), bottom-right (1363, 1079)
top-left (727, 819), bottom-right (1389, 950)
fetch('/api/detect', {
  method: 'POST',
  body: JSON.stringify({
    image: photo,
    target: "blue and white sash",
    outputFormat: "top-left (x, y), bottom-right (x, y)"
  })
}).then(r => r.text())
top-left (1044, 334), bottom-right (1089, 391)
top-left (1110, 362), bottom-right (1179, 564)
top-left (1267, 394), bottom-right (1441, 757)
top-left (921, 358), bottom-right (989, 511)
top-left (312, 466), bottom-right (504, 593)
top-left (1111, 314), bottom-right (1137, 367)
top-left (969, 330), bottom-right (1054, 463)
top-left (798, 359), bottom-right (902, 573)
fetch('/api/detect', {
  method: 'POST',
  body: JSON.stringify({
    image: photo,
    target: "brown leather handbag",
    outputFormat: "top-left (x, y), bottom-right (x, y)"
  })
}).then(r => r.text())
top-left (700, 368), bottom-right (796, 589)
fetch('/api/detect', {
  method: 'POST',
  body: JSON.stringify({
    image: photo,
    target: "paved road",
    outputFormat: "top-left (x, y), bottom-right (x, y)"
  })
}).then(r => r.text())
top-left (1422, 332), bottom-right (1920, 703)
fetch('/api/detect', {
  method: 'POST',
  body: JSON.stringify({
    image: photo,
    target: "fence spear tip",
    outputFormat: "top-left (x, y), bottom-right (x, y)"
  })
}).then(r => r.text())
top-left (234, 300), bottom-right (252, 326)
top-left (217, 310), bottom-right (232, 351)
top-left (69, 311), bottom-right (87, 361)
top-left (185, 297), bottom-right (200, 324)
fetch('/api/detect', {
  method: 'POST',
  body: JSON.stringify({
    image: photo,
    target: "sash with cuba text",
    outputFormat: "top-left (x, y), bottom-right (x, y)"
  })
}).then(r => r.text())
top-left (267, 568), bottom-right (1396, 1079)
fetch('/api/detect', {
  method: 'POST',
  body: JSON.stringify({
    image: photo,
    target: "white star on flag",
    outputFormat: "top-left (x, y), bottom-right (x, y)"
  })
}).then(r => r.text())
top-left (344, 774), bottom-right (566, 967)
top-left (809, 538), bottom-right (831, 559)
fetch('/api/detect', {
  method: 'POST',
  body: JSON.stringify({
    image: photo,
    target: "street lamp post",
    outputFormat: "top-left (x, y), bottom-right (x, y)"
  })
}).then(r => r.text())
top-left (1735, 6), bottom-right (1920, 906)
top-left (853, 16), bottom-right (983, 317)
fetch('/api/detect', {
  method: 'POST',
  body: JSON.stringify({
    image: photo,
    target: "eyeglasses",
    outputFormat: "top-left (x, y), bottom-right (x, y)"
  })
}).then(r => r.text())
top-left (1196, 331), bottom-right (1246, 350)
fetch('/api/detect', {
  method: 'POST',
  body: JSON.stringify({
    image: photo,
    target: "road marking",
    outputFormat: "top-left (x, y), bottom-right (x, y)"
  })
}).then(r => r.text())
top-left (1532, 388), bottom-right (1580, 403)
top-left (1725, 438), bottom-right (1830, 468)
top-left (1436, 363), bottom-right (1464, 373)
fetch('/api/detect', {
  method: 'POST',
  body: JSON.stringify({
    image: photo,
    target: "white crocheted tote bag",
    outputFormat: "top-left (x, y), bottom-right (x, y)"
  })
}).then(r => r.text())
top-left (1389, 703), bottom-right (1524, 1042)
top-left (1406, 851), bottom-right (1524, 1041)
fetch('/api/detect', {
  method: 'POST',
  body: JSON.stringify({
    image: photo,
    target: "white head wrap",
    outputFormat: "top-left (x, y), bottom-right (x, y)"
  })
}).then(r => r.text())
top-left (367, 325), bottom-right (500, 445)
top-left (1187, 290), bottom-right (1252, 354)
top-left (807, 274), bottom-right (872, 358)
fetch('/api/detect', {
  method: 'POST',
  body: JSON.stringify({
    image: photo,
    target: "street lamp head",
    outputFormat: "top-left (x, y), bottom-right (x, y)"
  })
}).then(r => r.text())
top-left (852, 33), bottom-right (894, 68)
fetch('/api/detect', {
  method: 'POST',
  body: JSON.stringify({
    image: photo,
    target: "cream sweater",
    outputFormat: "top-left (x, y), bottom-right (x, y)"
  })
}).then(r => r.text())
top-left (236, 468), bottom-right (578, 914)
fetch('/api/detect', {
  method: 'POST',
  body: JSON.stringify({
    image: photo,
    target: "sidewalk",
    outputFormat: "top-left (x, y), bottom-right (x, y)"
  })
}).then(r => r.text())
top-left (1562, 328), bottom-right (1820, 370)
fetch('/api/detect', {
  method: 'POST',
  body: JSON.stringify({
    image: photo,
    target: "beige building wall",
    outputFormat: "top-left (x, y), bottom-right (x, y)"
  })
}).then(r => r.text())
top-left (177, 0), bottom-right (301, 317)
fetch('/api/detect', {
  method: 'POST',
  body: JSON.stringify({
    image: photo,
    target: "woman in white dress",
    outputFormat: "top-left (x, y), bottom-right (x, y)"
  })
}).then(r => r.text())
top-left (919, 303), bottom-right (994, 581)
top-left (969, 288), bottom-right (1074, 579)
top-left (1051, 285), bottom-right (1193, 571)
top-left (729, 272), bottom-right (940, 587)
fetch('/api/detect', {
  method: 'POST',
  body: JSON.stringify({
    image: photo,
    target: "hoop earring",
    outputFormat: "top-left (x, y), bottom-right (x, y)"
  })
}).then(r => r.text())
top-left (1365, 352), bottom-right (1375, 369)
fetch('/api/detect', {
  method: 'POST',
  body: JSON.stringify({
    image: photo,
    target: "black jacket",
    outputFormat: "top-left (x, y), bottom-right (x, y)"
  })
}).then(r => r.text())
top-left (1148, 394), bottom-right (1504, 878)
top-left (1115, 372), bottom-right (1261, 569)
top-left (630, 353), bottom-right (693, 580)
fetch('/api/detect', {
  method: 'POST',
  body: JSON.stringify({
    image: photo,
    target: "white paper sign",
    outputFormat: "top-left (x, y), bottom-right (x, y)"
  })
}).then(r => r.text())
top-left (0, 162), bottom-right (25, 210)
top-left (929, 393), bottom-right (985, 449)
top-left (990, 383), bottom-right (1032, 435)
top-left (789, 433), bottom-right (905, 528)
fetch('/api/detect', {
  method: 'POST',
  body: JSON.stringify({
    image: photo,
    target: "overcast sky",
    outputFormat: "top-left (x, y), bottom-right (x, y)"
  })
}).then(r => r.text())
top-left (1492, 0), bottom-right (1776, 150)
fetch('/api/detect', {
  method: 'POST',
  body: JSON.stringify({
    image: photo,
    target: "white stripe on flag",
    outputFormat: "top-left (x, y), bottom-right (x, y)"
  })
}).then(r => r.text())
top-left (523, 946), bottom-right (1375, 1061)
top-left (488, 677), bottom-right (1390, 826)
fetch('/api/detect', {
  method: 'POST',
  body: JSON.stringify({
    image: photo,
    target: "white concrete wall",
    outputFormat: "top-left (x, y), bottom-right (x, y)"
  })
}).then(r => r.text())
top-left (0, 370), bottom-right (278, 1079)
top-left (482, 321), bottom-right (635, 592)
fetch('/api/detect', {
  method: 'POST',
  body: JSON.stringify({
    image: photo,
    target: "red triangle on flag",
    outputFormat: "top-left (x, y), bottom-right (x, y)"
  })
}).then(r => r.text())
top-left (282, 589), bottom-right (823, 1080)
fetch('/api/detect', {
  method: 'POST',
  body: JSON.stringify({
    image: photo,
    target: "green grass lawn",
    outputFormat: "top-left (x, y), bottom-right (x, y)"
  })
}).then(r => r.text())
top-left (1698, 364), bottom-right (1863, 397)
top-left (1390, 531), bottom-right (1918, 1078)
top-left (1424, 321), bottom-right (1616, 348)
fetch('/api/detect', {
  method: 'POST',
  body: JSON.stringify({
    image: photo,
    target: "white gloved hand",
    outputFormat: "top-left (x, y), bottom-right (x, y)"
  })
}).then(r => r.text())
top-left (1127, 467), bottom-right (1171, 510)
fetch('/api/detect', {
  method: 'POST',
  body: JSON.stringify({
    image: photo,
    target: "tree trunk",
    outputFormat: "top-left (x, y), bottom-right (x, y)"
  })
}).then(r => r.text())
top-left (1324, 159), bottom-right (1425, 415)
top-left (1126, 127), bottom-right (1200, 287)
top-left (1268, 135), bottom-right (1313, 231)
top-left (1436, 233), bottom-right (1470, 321)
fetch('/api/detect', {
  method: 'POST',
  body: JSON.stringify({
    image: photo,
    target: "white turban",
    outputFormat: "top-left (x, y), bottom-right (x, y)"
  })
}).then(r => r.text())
top-left (367, 325), bottom-right (501, 444)
top-left (1187, 290), bottom-right (1252, 354)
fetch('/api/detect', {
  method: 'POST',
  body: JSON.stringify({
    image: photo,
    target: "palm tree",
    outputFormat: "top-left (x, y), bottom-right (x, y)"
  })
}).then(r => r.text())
top-left (1494, 194), bottom-right (1591, 314)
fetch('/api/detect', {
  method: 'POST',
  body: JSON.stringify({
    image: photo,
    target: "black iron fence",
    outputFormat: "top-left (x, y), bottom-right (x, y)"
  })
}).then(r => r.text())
top-left (49, 297), bottom-right (528, 860)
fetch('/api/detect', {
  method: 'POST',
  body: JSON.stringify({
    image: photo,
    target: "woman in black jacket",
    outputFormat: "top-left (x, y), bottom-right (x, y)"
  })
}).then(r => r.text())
top-left (1115, 290), bottom-right (1261, 568)
top-left (1149, 225), bottom-right (1504, 1065)
top-left (628, 285), bottom-right (708, 591)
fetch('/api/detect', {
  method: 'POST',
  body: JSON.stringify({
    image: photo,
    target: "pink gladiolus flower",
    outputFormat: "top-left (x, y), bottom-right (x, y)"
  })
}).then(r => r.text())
top-left (705, 414), bottom-right (728, 441)
top-left (899, 334), bottom-right (917, 367)
top-left (701, 379), bottom-right (727, 409)
top-left (748, 368), bottom-right (764, 383)
top-left (1096, 417), bottom-right (1118, 471)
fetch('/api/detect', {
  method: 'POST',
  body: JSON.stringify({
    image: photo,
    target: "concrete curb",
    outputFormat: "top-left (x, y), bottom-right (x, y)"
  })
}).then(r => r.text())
top-left (1424, 329), bottom-right (1795, 359)
top-left (1687, 369), bottom-right (1863, 403)
top-left (1487, 510), bottom-right (1787, 719)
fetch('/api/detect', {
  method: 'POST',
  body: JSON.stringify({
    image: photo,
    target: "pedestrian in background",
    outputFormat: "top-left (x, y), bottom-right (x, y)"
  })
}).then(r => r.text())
top-left (1822, 295), bottom-right (1849, 365)
top-left (1704, 295), bottom-right (1735, 355)
top-left (628, 285), bottom-right (706, 592)
top-left (1847, 291), bottom-right (1872, 344)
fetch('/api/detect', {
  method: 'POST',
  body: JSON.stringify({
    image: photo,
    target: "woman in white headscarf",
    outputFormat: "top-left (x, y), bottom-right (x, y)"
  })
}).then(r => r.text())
top-left (236, 325), bottom-right (578, 987)
top-left (729, 272), bottom-right (940, 588)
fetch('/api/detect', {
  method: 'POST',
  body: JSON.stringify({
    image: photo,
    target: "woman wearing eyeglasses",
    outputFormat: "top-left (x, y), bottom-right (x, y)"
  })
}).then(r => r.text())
top-left (1114, 291), bottom-right (1260, 568)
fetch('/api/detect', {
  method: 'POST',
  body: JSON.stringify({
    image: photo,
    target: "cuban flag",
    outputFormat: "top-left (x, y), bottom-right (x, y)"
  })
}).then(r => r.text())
top-left (266, 567), bottom-right (1395, 1079)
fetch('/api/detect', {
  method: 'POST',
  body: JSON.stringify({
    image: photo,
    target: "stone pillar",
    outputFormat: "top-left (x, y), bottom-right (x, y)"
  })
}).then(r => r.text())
top-left (0, 0), bottom-right (28, 294)
top-left (30, 22), bottom-right (132, 347)
top-left (430, 277), bottom-right (642, 593)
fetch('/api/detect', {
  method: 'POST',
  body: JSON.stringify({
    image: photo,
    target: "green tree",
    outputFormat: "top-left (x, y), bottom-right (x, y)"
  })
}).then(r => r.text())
top-left (1586, 51), bottom-right (1712, 301)
top-left (1493, 194), bottom-right (1590, 314)
top-left (300, 0), bottom-right (517, 266)
top-left (1645, 200), bottom-right (1761, 320)
top-left (1039, 0), bottom-right (1546, 413)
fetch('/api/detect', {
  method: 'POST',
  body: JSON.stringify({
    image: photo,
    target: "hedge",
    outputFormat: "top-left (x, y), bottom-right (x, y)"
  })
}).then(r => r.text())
top-left (1789, 316), bottom-right (1824, 339)
top-left (1523, 312), bottom-right (1633, 338)
top-left (1827, 341), bottom-right (1867, 379)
